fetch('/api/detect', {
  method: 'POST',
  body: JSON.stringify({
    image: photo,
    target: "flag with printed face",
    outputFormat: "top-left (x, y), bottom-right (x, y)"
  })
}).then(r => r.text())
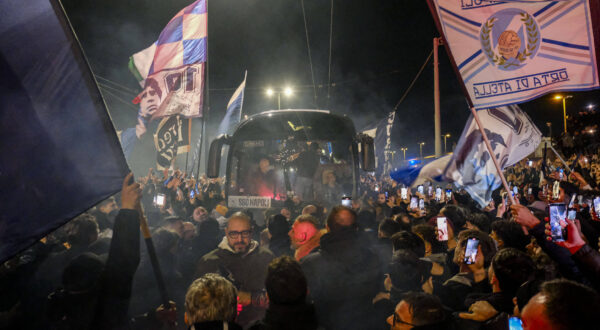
top-left (428, 0), bottom-right (599, 109)
top-left (131, 0), bottom-right (207, 118)
top-left (217, 73), bottom-right (247, 135)
top-left (444, 105), bottom-right (542, 207)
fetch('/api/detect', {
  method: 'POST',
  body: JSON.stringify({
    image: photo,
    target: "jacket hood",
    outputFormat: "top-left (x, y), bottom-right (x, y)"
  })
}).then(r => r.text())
top-left (217, 236), bottom-right (259, 256)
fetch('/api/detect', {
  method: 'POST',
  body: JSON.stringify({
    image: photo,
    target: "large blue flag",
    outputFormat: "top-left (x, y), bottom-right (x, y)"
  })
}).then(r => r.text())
top-left (0, 0), bottom-right (130, 262)
top-left (217, 72), bottom-right (247, 135)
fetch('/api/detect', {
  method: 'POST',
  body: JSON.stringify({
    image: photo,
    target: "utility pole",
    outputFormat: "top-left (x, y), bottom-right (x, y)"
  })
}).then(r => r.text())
top-left (433, 37), bottom-right (442, 158)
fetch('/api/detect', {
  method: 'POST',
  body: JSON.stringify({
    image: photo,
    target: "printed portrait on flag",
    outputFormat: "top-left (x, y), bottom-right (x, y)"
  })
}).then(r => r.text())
top-left (429, 0), bottom-right (599, 109)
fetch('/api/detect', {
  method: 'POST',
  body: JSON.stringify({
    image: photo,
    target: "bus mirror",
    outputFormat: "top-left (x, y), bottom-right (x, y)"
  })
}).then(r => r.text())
top-left (207, 135), bottom-right (230, 178)
top-left (358, 134), bottom-right (375, 172)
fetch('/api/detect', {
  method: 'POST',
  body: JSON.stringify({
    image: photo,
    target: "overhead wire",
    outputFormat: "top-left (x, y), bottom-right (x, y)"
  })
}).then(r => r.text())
top-left (300, 0), bottom-right (318, 108)
top-left (95, 75), bottom-right (140, 94)
top-left (327, 0), bottom-right (334, 108)
top-left (392, 49), bottom-right (433, 112)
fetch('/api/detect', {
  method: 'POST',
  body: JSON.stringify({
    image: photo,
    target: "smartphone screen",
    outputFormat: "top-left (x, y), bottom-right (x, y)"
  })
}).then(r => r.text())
top-left (568, 209), bottom-right (577, 221)
top-left (190, 189), bottom-right (195, 199)
top-left (552, 181), bottom-right (560, 200)
top-left (341, 196), bottom-right (352, 207)
top-left (401, 188), bottom-right (408, 200)
top-left (559, 168), bottom-right (564, 180)
top-left (428, 186), bottom-right (433, 197)
top-left (435, 187), bottom-right (442, 201)
top-left (419, 198), bottom-right (425, 210)
top-left (437, 217), bottom-right (448, 241)
top-left (445, 189), bottom-right (452, 200)
top-left (549, 203), bottom-right (567, 242)
top-left (578, 195), bottom-right (583, 205)
top-left (568, 194), bottom-right (576, 208)
top-left (374, 185), bottom-right (379, 192)
top-left (508, 316), bottom-right (523, 330)
top-left (410, 197), bottom-right (418, 209)
top-left (528, 160), bottom-right (533, 167)
top-left (512, 186), bottom-right (518, 196)
top-left (154, 193), bottom-right (166, 207)
top-left (464, 238), bottom-right (479, 265)
top-left (528, 187), bottom-right (532, 195)
top-left (594, 197), bottom-right (600, 218)
top-left (417, 185), bottom-right (424, 195)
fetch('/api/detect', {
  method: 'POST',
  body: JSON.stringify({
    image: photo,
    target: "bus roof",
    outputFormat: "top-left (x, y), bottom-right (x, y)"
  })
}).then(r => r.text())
top-left (233, 109), bottom-right (356, 141)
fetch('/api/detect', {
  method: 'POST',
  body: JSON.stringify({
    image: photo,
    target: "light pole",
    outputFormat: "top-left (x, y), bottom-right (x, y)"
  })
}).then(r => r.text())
top-left (443, 134), bottom-right (451, 154)
top-left (419, 142), bottom-right (425, 160)
top-left (266, 87), bottom-right (293, 110)
top-left (400, 147), bottom-right (407, 161)
top-left (554, 95), bottom-right (572, 134)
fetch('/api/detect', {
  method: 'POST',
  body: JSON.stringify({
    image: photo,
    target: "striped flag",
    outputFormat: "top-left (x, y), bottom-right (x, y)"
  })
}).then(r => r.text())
top-left (217, 72), bottom-right (247, 135)
top-left (428, 0), bottom-right (599, 109)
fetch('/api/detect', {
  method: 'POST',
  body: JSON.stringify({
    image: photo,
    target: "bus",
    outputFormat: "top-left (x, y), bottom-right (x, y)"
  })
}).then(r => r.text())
top-left (207, 109), bottom-right (374, 212)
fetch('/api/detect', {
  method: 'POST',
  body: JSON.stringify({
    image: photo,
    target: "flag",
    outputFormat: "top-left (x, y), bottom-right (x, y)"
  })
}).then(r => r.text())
top-left (217, 72), bottom-right (247, 135)
top-left (154, 116), bottom-right (189, 170)
top-left (428, 0), bottom-right (599, 109)
top-left (444, 105), bottom-right (542, 207)
top-left (361, 111), bottom-right (395, 172)
top-left (0, 0), bottom-right (129, 263)
top-left (390, 155), bottom-right (452, 187)
top-left (131, 0), bottom-right (207, 118)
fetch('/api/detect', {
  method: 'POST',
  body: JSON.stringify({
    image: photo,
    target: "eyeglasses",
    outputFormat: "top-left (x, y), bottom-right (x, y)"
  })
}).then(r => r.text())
top-left (393, 312), bottom-right (416, 327)
top-left (227, 230), bottom-right (252, 239)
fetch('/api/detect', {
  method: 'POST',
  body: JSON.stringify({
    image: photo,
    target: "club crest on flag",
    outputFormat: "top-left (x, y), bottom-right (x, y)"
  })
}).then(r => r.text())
top-left (429, 0), bottom-right (599, 109)
top-left (480, 8), bottom-right (541, 71)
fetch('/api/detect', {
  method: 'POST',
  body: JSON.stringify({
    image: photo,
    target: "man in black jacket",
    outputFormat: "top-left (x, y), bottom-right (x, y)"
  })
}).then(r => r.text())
top-left (301, 206), bottom-right (382, 330)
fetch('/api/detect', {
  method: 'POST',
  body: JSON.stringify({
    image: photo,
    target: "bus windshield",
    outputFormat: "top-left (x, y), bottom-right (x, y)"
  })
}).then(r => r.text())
top-left (227, 137), bottom-right (355, 205)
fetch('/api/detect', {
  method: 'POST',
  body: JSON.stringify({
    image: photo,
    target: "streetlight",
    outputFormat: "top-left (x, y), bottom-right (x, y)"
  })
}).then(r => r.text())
top-left (400, 147), bottom-right (407, 161)
top-left (266, 87), bottom-right (293, 109)
top-left (443, 134), bottom-right (451, 154)
top-left (554, 94), bottom-right (572, 134)
top-left (419, 142), bottom-right (425, 159)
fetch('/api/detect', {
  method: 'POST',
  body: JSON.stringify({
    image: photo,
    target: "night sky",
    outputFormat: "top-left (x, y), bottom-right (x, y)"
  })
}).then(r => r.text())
top-left (62, 0), bottom-right (600, 160)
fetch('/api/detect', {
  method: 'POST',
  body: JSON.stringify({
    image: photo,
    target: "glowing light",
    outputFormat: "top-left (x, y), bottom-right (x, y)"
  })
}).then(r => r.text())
top-left (554, 95), bottom-right (563, 100)
top-left (284, 87), bottom-right (293, 96)
top-left (266, 88), bottom-right (274, 96)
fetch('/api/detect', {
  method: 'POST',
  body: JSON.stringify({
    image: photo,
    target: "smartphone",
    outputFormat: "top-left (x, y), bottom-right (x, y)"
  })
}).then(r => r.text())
top-left (578, 195), bottom-right (583, 205)
top-left (341, 196), bottom-right (352, 207)
top-left (419, 198), bottom-right (425, 210)
top-left (190, 189), bottom-right (195, 199)
top-left (559, 168), bottom-right (564, 180)
top-left (549, 203), bottom-right (567, 242)
top-left (435, 187), bottom-right (442, 201)
top-left (528, 187), bottom-right (532, 195)
top-left (445, 189), bottom-right (452, 200)
top-left (528, 160), bottom-right (533, 167)
top-left (552, 181), bottom-right (560, 200)
top-left (154, 193), bottom-right (166, 207)
top-left (384, 191), bottom-right (389, 198)
top-left (568, 209), bottom-right (577, 221)
top-left (512, 186), bottom-right (518, 196)
top-left (401, 188), bottom-right (408, 200)
top-left (594, 197), bottom-right (600, 218)
top-left (417, 185), bottom-right (424, 195)
top-left (410, 197), bottom-right (418, 209)
top-left (437, 217), bottom-right (448, 241)
top-left (374, 185), bottom-right (380, 192)
top-left (464, 237), bottom-right (479, 265)
top-left (508, 316), bottom-right (523, 330)
top-left (568, 194), bottom-right (576, 208)
top-left (428, 186), bottom-right (433, 197)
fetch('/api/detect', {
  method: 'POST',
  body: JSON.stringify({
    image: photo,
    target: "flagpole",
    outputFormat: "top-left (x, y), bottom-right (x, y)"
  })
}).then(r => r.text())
top-left (469, 107), bottom-right (516, 205)
top-left (185, 118), bottom-right (191, 174)
top-left (239, 70), bottom-right (247, 122)
top-left (138, 207), bottom-right (170, 307)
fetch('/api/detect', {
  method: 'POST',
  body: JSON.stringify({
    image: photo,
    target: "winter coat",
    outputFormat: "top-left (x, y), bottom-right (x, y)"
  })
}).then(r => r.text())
top-left (195, 238), bottom-right (274, 327)
top-left (437, 272), bottom-right (492, 312)
top-left (300, 228), bottom-right (382, 330)
top-left (248, 302), bottom-right (321, 330)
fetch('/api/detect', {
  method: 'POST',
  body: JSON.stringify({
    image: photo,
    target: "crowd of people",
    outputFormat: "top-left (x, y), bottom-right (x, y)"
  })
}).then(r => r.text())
top-left (2, 144), bottom-right (600, 330)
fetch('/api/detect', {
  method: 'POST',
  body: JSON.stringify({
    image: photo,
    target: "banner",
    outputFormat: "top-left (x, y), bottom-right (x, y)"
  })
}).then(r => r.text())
top-left (361, 111), bottom-right (395, 172)
top-left (444, 105), bottom-right (541, 206)
top-left (428, 0), bottom-right (599, 109)
top-left (154, 115), bottom-right (189, 170)
top-left (0, 0), bottom-right (129, 262)
top-left (390, 155), bottom-right (451, 187)
top-left (131, 0), bottom-right (207, 118)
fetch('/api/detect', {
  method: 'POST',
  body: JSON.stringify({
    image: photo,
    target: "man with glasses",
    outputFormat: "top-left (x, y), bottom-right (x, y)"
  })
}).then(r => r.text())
top-left (387, 292), bottom-right (450, 330)
top-left (195, 212), bottom-right (274, 328)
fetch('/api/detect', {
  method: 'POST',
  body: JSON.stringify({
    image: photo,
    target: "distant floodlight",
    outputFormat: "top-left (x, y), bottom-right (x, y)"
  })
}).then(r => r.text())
top-left (554, 95), bottom-right (562, 100)
top-left (266, 88), bottom-right (274, 96)
top-left (284, 87), bottom-right (293, 96)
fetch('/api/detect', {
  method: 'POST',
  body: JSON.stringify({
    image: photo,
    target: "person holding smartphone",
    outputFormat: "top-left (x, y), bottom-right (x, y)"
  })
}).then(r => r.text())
top-left (436, 230), bottom-right (497, 311)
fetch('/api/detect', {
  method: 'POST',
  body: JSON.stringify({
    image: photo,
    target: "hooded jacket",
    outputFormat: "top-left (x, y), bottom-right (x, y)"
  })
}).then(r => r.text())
top-left (195, 237), bottom-right (274, 327)
top-left (300, 228), bottom-right (382, 330)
